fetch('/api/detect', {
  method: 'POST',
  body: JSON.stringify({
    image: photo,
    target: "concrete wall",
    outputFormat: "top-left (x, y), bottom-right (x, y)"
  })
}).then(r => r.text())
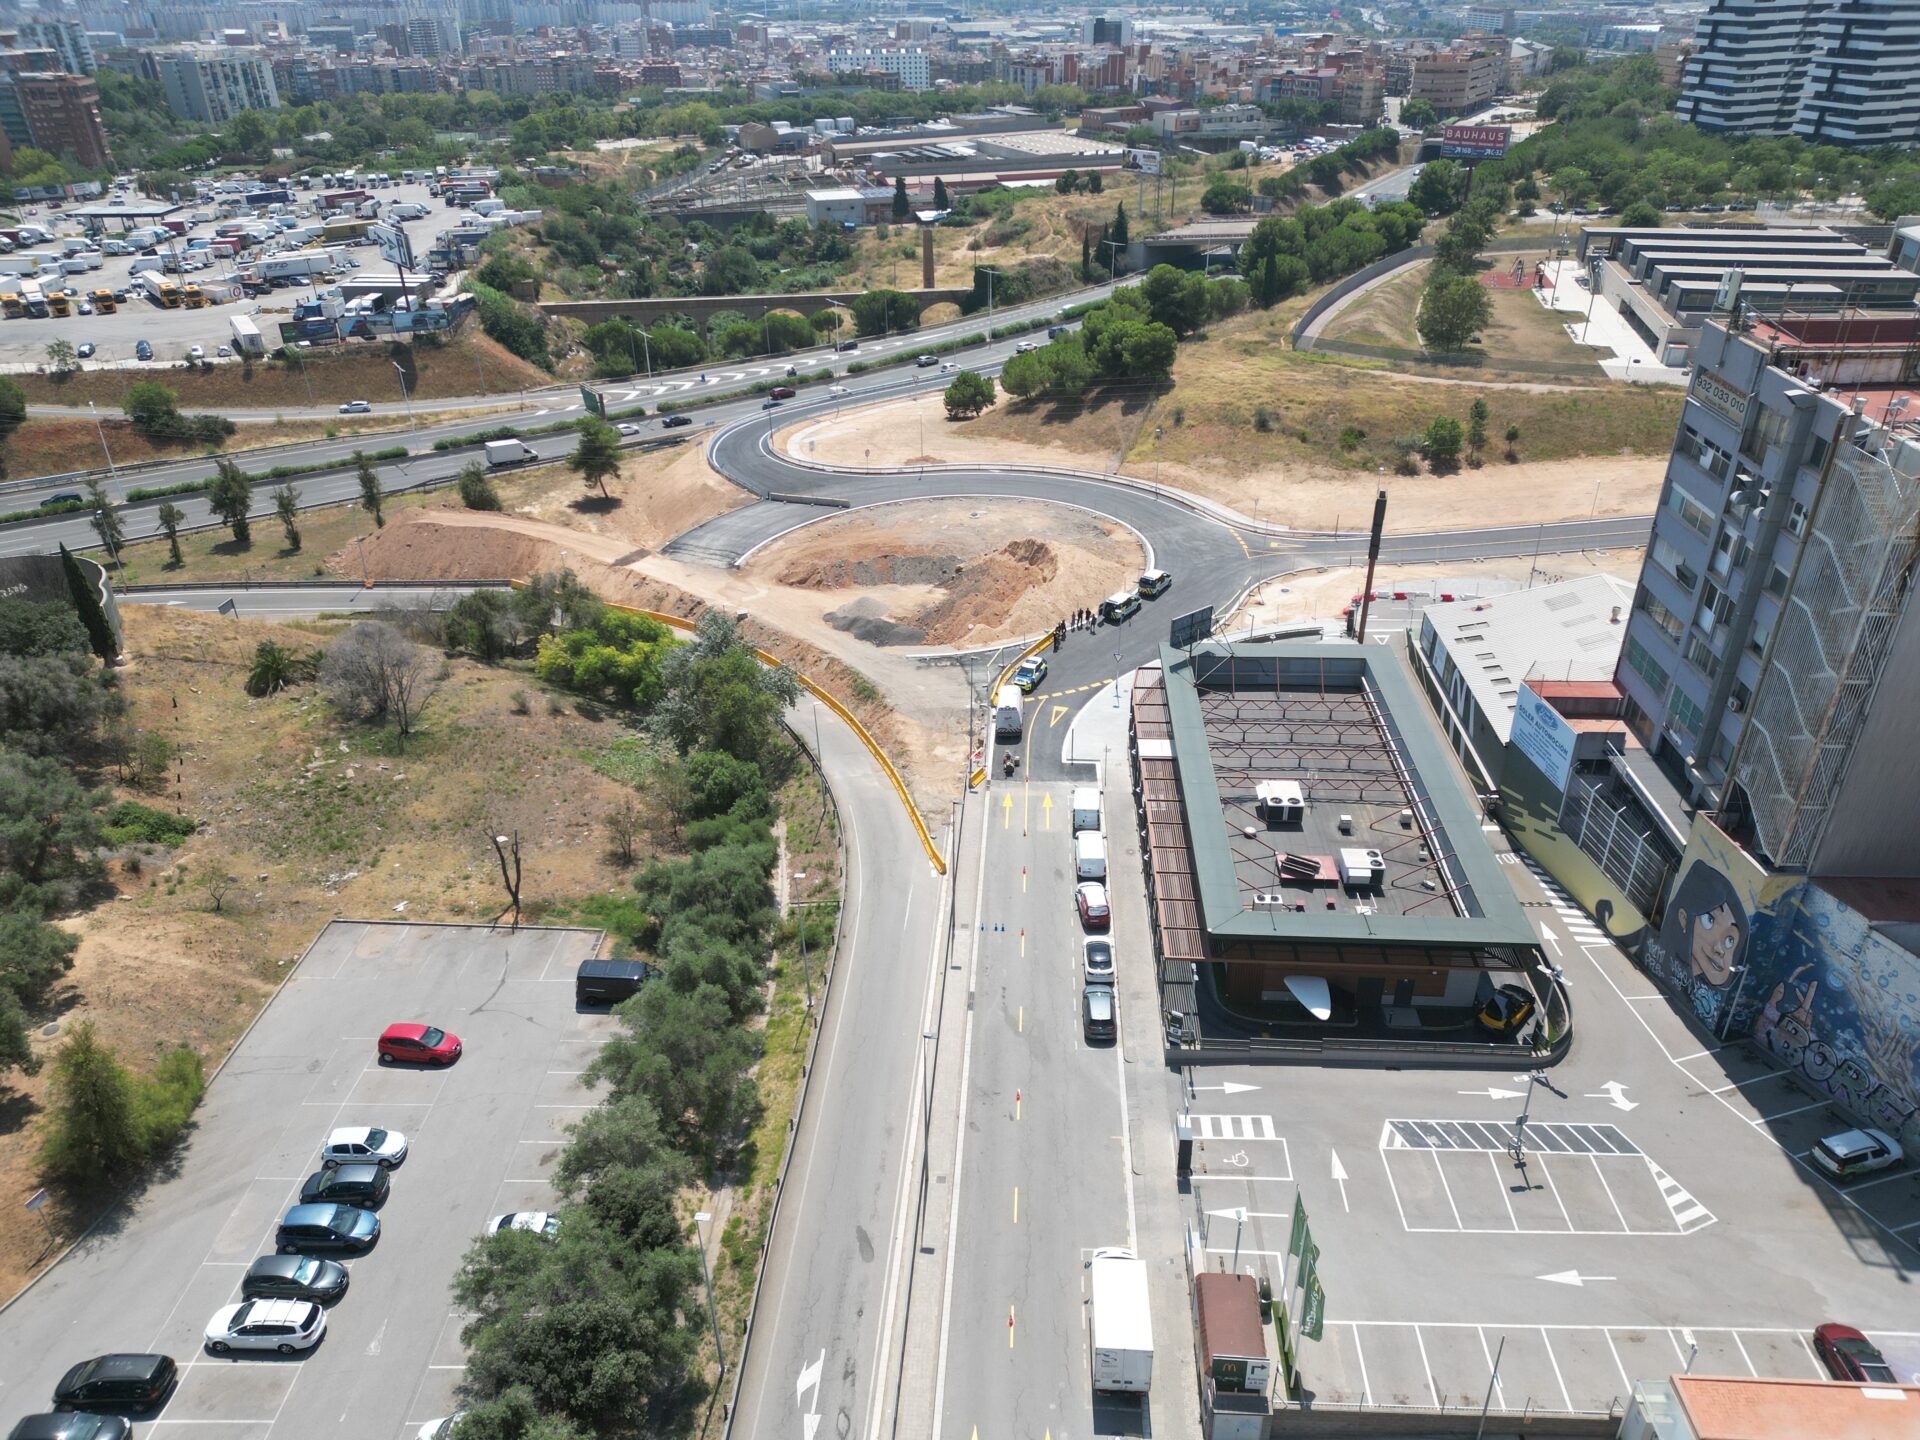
top-left (1813, 595), bottom-right (1920, 876)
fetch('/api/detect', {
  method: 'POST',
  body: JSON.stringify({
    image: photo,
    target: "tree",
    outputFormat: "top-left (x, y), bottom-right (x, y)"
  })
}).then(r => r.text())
top-left (0, 376), bottom-right (23, 439)
top-left (1417, 273), bottom-right (1493, 353)
top-left (1141, 264), bottom-right (1210, 336)
top-left (1111, 202), bottom-right (1130, 247)
top-left (1504, 423), bottom-right (1521, 462)
top-left (942, 371), bottom-right (995, 419)
top-left (156, 502), bottom-right (186, 567)
top-left (272, 482), bottom-right (301, 552)
top-left (933, 176), bottom-right (949, 209)
top-left (245, 639), bottom-right (316, 696)
top-left (39, 1021), bottom-right (141, 1180)
top-left (1055, 168), bottom-right (1080, 195)
top-left (604, 795), bottom-right (643, 866)
top-left (568, 417), bottom-right (623, 500)
top-left (850, 289), bottom-right (918, 337)
top-left (892, 174), bottom-right (909, 219)
top-left (653, 611), bottom-right (800, 766)
top-left (1200, 179), bottom-right (1252, 215)
top-left (205, 458), bottom-right (253, 545)
top-left (122, 380), bottom-right (179, 434)
top-left (1400, 97), bottom-right (1439, 130)
top-left (1619, 199), bottom-right (1663, 227)
top-left (45, 338), bottom-right (76, 375)
top-left (0, 652), bottom-right (122, 759)
top-left (1422, 415), bottom-right (1465, 469)
top-left (1407, 159), bottom-right (1464, 216)
top-left (0, 600), bottom-right (87, 659)
top-left (445, 590), bottom-right (522, 663)
top-left (1087, 170), bottom-right (1103, 193)
top-left (58, 545), bottom-right (115, 664)
top-left (356, 451), bottom-right (384, 528)
top-left (321, 621), bottom-right (438, 744)
top-left (84, 477), bottom-right (123, 561)
top-left (0, 910), bottom-right (76, 1074)
top-left (0, 750), bottom-right (105, 893)
top-left (1467, 398), bottom-right (1490, 464)
top-left (456, 461), bottom-right (502, 511)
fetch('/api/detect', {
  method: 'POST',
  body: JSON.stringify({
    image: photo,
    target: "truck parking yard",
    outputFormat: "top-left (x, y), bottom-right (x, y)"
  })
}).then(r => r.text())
top-left (0, 176), bottom-right (490, 368)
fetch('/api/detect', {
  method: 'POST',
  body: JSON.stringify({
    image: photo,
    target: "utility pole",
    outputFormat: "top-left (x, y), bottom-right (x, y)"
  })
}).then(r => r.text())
top-left (692, 1211), bottom-right (725, 1379)
top-left (1353, 489), bottom-right (1388, 641)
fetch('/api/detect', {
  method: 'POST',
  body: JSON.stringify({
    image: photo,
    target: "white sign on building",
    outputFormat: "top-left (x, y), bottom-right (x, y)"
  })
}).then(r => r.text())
top-left (1511, 683), bottom-right (1577, 794)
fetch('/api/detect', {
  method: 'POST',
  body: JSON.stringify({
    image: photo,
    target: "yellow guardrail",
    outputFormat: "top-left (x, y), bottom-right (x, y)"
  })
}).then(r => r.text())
top-left (512, 582), bottom-right (946, 875)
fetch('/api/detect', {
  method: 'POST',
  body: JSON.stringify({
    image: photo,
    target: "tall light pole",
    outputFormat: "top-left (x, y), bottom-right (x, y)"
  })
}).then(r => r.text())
top-left (692, 1211), bottom-right (725, 1380)
top-left (980, 264), bottom-right (1001, 324)
top-left (87, 400), bottom-right (116, 479)
top-left (1102, 238), bottom-right (1125, 278)
top-left (391, 360), bottom-right (416, 432)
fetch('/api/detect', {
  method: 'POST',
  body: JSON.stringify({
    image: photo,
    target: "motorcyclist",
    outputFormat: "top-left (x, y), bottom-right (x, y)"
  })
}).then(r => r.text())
top-left (1003, 751), bottom-right (1018, 778)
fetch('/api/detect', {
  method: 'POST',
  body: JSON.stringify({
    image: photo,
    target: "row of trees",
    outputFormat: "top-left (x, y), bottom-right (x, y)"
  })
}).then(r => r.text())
top-left (1415, 187), bottom-right (1504, 353)
top-left (1240, 196), bottom-right (1426, 307)
top-left (442, 592), bottom-right (801, 1434)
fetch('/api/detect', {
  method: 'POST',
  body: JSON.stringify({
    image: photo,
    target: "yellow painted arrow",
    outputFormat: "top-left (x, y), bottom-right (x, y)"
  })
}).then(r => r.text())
top-left (1041, 793), bottom-right (1053, 829)
top-left (1001, 791), bottom-right (1011, 830)
top-left (1050, 704), bottom-right (1070, 728)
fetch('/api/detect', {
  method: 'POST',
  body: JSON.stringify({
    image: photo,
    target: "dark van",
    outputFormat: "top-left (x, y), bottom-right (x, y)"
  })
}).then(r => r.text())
top-left (576, 958), bottom-right (653, 1006)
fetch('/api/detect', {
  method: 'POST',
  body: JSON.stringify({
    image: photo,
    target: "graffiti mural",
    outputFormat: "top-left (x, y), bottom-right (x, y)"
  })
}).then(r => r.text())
top-left (1640, 818), bottom-right (1793, 1035)
top-left (1750, 888), bottom-right (1920, 1154)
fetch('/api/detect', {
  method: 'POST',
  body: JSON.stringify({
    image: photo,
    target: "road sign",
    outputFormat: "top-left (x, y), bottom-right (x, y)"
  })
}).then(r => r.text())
top-left (24, 1188), bottom-right (46, 1211)
top-left (579, 386), bottom-right (605, 418)
top-left (1438, 123), bottom-right (1511, 159)
top-left (370, 223), bottom-right (414, 271)
top-left (1170, 604), bottom-right (1214, 648)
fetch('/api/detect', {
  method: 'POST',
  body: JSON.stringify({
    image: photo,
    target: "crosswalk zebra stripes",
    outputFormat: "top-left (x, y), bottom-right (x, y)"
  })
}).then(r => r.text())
top-left (1519, 857), bottom-right (1613, 949)
top-left (1649, 1158), bottom-right (1717, 1231)
top-left (1191, 1113), bottom-right (1278, 1140)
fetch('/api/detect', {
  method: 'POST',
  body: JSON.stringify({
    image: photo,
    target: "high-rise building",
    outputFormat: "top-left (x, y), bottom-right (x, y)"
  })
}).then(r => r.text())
top-left (825, 46), bottom-right (930, 90)
top-left (1081, 16), bottom-right (1133, 47)
top-left (12, 19), bottom-right (95, 75)
top-left (12, 72), bottom-right (110, 168)
top-left (155, 46), bottom-right (280, 122)
top-left (1677, 0), bottom-right (1920, 147)
top-left (1612, 311), bottom-right (1920, 870)
top-left (1406, 45), bottom-right (1501, 114)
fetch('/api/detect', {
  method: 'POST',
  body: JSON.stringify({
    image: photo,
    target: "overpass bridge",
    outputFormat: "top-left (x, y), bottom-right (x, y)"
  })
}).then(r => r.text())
top-left (539, 287), bottom-right (972, 332)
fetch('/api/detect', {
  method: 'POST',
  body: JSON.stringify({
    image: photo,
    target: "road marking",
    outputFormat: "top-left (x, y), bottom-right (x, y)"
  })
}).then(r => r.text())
top-left (1050, 704), bottom-right (1069, 727)
top-left (1588, 1153), bottom-right (1632, 1231)
top-left (1758, 1099), bottom-right (1829, 1123)
top-left (1331, 1149), bottom-right (1350, 1211)
top-left (1191, 1113), bottom-right (1277, 1140)
top-left (1013, 1187), bottom-right (1018, 1225)
top-left (1489, 1151), bottom-right (1520, 1231)
top-left (1458, 1087), bottom-right (1526, 1099)
top-left (1191, 1081), bottom-right (1259, 1095)
top-left (1583, 1081), bottom-right (1637, 1112)
top-left (1649, 1159), bottom-right (1716, 1230)
top-left (1542, 1326), bottom-right (1574, 1411)
top-left (1009, 1304), bottom-right (1016, 1348)
top-left (1539, 1269), bottom-right (1616, 1287)
top-left (1413, 1325), bottom-right (1439, 1407)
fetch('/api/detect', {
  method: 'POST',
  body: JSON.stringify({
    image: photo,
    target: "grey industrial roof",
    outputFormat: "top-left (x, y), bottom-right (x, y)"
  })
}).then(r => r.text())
top-left (1423, 575), bottom-right (1635, 743)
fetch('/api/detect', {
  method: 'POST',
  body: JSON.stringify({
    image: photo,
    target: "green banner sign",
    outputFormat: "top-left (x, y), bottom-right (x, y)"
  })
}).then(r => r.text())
top-left (580, 386), bottom-right (604, 418)
top-left (1301, 1274), bottom-right (1325, 1342)
top-left (1299, 1237), bottom-right (1319, 1294)
top-left (1289, 1196), bottom-right (1309, 1258)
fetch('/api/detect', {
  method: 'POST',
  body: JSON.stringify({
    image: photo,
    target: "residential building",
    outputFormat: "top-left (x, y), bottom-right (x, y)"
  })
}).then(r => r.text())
top-left (1337, 63), bottom-right (1386, 125)
top-left (1407, 45), bottom-right (1502, 114)
top-left (11, 19), bottom-right (95, 75)
top-left (825, 46), bottom-right (929, 91)
top-left (1621, 1375), bottom-right (1920, 1439)
top-left (305, 23), bottom-right (356, 54)
top-left (403, 16), bottom-right (452, 58)
top-left (1081, 16), bottom-right (1133, 47)
top-left (11, 72), bottom-right (109, 168)
top-left (1464, 6), bottom-right (1515, 32)
top-left (155, 45), bottom-right (280, 121)
top-left (1655, 36), bottom-right (1696, 84)
top-left (1677, 0), bottom-right (1920, 147)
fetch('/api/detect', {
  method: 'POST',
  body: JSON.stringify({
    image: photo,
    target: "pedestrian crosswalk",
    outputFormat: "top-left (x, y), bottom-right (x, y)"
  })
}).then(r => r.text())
top-left (1520, 857), bottom-right (1612, 949)
top-left (1649, 1158), bottom-right (1716, 1232)
top-left (1192, 1113), bottom-right (1278, 1140)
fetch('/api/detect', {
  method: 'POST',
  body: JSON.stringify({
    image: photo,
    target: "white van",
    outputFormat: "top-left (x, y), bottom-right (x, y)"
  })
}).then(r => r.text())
top-left (993, 685), bottom-right (1023, 743)
top-left (1071, 788), bottom-right (1102, 834)
top-left (1075, 832), bottom-right (1108, 882)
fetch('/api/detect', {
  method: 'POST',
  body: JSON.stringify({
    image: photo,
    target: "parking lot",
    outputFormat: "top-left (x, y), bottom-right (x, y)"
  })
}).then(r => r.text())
top-left (0, 180), bottom-right (460, 367)
top-left (1170, 848), bottom-right (1920, 1422)
top-left (0, 921), bottom-right (610, 1440)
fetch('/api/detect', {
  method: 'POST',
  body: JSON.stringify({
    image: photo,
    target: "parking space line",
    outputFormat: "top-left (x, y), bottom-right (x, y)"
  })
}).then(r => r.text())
top-left (1349, 1323), bottom-right (1374, 1406)
top-left (1382, 1151), bottom-right (1412, 1232)
top-left (1665, 1328), bottom-right (1690, 1365)
top-left (1542, 1326), bottom-right (1573, 1411)
top-left (1757, 1100), bottom-right (1829, 1123)
top-left (1478, 1327), bottom-right (1506, 1410)
top-left (1796, 1332), bottom-right (1825, 1376)
top-left (1669, 1047), bottom-right (1728, 1064)
top-left (1413, 1326), bottom-right (1439, 1407)
top-left (1587, 1154), bottom-right (1633, 1231)
top-left (1891, 1217), bottom-right (1920, 1232)
top-left (1602, 1329), bottom-right (1632, 1395)
top-left (1830, 1168), bottom-right (1913, 1195)
top-left (1432, 1153), bottom-right (1465, 1230)
top-left (1537, 1156), bottom-right (1576, 1230)
top-left (1488, 1152), bottom-right (1519, 1231)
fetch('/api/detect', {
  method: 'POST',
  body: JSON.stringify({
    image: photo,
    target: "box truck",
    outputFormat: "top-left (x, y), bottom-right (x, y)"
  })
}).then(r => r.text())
top-left (484, 438), bottom-right (538, 467)
top-left (229, 314), bottom-right (266, 357)
top-left (1088, 1248), bottom-right (1153, 1394)
top-left (992, 685), bottom-right (1023, 743)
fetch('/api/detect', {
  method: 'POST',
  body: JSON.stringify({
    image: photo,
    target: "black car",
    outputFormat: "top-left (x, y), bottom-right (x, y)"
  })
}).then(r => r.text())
top-left (660, 414), bottom-right (693, 428)
top-left (241, 1253), bottom-right (350, 1304)
top-left (40, 492), bottom-right (82, 508)
top-left (1082, 984), bottom-right (1117, 1043)
top-left (299, 1162), bottom-right (389, 1209)
top-left (50, 1355), bottom-right (176, 1413)
top-left (276, 1202), bottom-right (379, 1254)
top-left (576, 958), bottom-right (654, 1006)
top-left (835, 339), bottom-right (858, 352)
top-left (8, 1413), bottom-right (132, 1440)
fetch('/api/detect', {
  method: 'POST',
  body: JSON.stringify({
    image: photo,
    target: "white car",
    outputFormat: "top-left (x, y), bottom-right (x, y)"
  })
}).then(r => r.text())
top-left (76, 302), bottom-right (91, 315)
top-left (488, 1210), bottom-right (560, 1238)
top-left (1083, 937), bottom-right (1115, 983)
top-left (1014, 340), bottom-right (1038, 353)
top-left (617, 422), bottom-right (640, 436)
top-left (205, 1297), bottom-right (326, 1354)
top-left (339, 399), bottom-right (372, 414)
top-left (417, 1414), bottom-right (468, 1440)
top-left (1811, 1127), bottom-right (1903, 1181)
top-left (188, 345), bottom-right (204, 359)
top-left (321, 1125), bottom-right (408, 1169)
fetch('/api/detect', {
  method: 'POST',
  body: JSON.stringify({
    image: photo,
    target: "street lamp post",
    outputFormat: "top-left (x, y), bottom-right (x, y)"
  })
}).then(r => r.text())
top-left (692, 1211), bottom-right (725, 1380)
top-left (980, 264), bottom-right (1001, 324)
top-left (87, 400), bottom-right (116, 480)
top-left (1102, 239), bottom-right (1125, 278)
top-left (391, 361), bottom-right (416, 432)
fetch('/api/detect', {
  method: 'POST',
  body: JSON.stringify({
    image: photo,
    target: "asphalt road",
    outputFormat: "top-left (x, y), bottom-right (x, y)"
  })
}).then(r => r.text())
top-left (119, 581), bottom-right (490, 617)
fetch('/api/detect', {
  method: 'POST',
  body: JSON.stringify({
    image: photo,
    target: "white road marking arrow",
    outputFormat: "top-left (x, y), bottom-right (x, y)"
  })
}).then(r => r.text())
top-left (1584, 1081), bottom-right (1638, 1111)
top-left (1191, 1081), bottom-right (1260, 1094)
top-left (1204, 1208), bottom-right (1292, 1219)
top-left (1539, 1270), bottom-right (1616, 1287)
top-left (797, 1348), bottom-right (824, 1440)
top-left (1331, 1149), bottom-right (1350, 1212)
top-left (1459, 1087), bottom-right (1528, 1099)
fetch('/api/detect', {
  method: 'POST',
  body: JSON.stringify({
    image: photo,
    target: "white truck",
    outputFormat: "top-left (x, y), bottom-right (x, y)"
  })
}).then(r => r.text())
top-left (228, 314), bottom-right (266, 358)
top-left (254, 251), bottom-right (340, 282)
top-left (484, 438), bottom-right (538, 467)
top-left (1088, 1248), bottom-right (1153, 1394)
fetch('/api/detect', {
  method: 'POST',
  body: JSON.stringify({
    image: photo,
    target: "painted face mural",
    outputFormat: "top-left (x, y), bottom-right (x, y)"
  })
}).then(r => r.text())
top-left (1645, 862), bottom-right (1749, 1028)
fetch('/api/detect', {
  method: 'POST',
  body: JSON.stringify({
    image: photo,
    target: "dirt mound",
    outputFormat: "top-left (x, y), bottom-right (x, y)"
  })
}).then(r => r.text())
top-left (778, 553), bottom-right (962, 589)
top-left (826, 596), bottom-right (927, 647)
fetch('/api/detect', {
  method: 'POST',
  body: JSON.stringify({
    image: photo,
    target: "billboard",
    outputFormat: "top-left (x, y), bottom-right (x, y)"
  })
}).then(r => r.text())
top-left (1122, 147), bottom-right (1161, 175)
top-left (370, 223), bottom-right (414, 271)
top-left (1510, 682), bottom-right (1576, 795)
top-left (1437, 123), bottom-right (1511, 159)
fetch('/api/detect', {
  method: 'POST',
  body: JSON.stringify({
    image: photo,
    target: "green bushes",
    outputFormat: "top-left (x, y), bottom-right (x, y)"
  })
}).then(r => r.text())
top-left (101, 800), bottom-right (196, 847)
top-left (40, 1022), bottom-right (206, 1182)
top-left (471, 280), bottom-right (551, 369)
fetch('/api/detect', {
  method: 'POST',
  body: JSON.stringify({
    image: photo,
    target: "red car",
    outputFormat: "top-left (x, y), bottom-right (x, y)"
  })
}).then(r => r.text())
top-left (378, 1023), bottom-right (462, 1066)
top-left (768, 385), bottom-right (796, 399)
top-left (1814, 1323), bottom-right (1896, 1383)
top-left (1075, 882), bottom-right (1111, 931)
